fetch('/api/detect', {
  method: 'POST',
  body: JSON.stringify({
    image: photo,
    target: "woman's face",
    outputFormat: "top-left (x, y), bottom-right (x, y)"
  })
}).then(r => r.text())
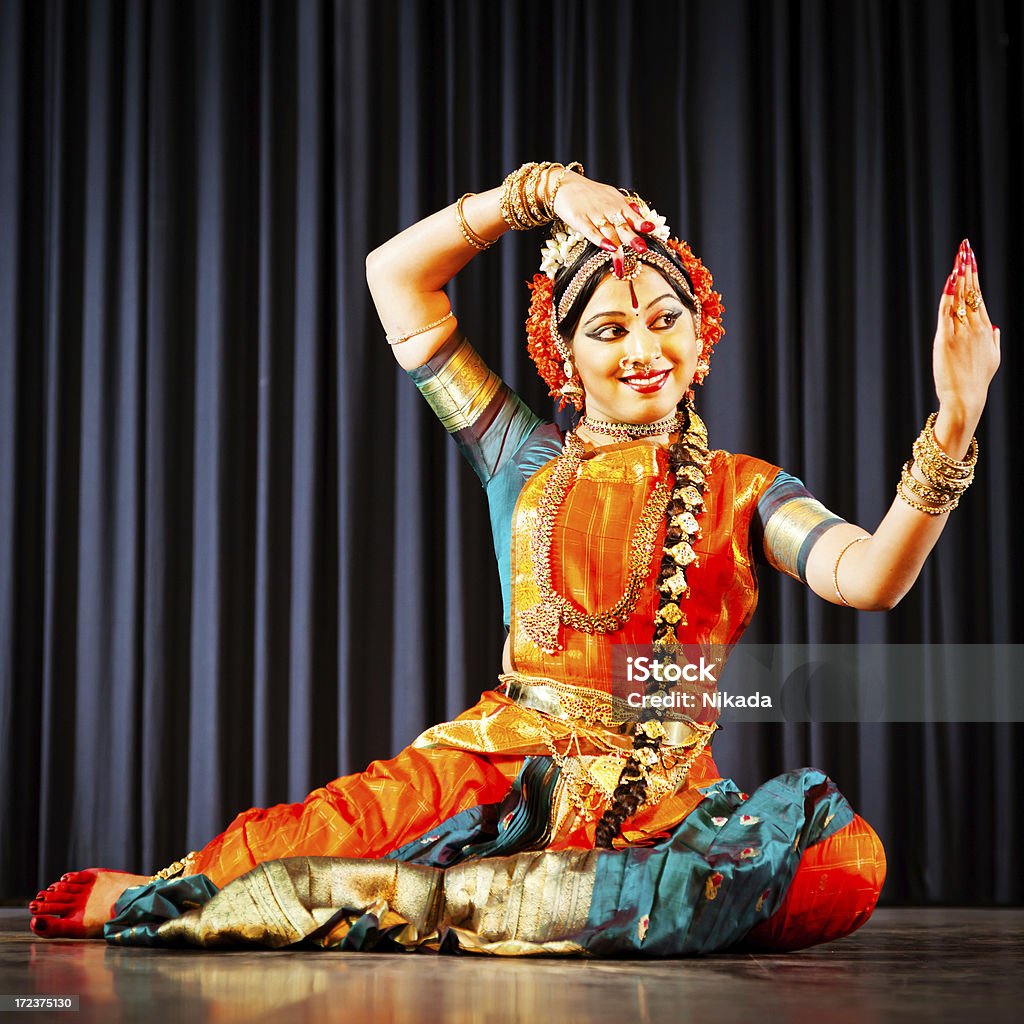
top-left (570, 265), bottom-right (698, 424)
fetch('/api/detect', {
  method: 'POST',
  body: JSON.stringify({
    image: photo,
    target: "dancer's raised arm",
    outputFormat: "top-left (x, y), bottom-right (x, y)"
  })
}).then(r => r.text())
top-left (365, 163), bottom-right (654, 370)
top-left (799, 240), bottom-right (1000, 610)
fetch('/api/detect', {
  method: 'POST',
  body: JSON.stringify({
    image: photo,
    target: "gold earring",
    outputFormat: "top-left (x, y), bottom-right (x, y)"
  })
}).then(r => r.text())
top-left (560, 359), bottom-right (585, 409)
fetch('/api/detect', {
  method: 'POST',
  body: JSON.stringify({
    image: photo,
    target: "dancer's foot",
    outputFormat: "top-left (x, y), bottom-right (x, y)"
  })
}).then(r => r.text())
top-left (29, 869), bottom-right (152, 939)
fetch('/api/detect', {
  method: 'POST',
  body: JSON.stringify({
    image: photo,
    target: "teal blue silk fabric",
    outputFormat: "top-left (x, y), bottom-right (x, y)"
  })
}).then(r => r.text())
top-left (105, 762), bottom-right (852, 955)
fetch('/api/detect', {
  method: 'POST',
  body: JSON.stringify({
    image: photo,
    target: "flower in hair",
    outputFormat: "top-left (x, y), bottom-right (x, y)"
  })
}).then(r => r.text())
top-left (540, 228), bottom-right (587, 279)
top-left (633, 200), bottom-right (670, 242)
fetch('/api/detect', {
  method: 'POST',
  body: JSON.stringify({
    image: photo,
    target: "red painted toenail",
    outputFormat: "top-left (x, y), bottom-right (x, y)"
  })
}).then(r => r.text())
top-left (31, 917), bottom-right (47, 932)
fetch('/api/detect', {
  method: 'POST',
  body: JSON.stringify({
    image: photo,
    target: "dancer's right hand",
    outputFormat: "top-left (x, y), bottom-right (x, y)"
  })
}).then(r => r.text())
top-left (550, 171), bottom-right (658, 272)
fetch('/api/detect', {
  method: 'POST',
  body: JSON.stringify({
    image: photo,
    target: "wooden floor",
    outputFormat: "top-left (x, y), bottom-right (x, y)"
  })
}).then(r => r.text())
top-left (1, 907), bottom-right (1021, 1023)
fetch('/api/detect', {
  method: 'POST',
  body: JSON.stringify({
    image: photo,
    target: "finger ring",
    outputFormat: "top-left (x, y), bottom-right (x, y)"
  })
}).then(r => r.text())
top-left (596, 216), bottom-right (614, 228)
top-left (965, 290), bottom-right (981, 311)
top-left (954, 303), bottom-right (968, 323)
top-left (611, 211), bottom-right (628, 226)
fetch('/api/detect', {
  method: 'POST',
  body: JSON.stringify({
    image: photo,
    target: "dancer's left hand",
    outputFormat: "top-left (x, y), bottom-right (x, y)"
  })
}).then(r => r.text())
top-left (933, 239), bottom-right (1000, 424)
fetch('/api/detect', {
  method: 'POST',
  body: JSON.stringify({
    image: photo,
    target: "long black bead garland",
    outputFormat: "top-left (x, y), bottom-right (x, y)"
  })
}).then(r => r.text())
top-left (593, 402), bottom-right (711, 849)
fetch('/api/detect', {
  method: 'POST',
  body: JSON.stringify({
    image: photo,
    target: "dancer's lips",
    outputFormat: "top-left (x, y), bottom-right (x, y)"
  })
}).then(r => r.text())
top-left (619, 369), bottom-right (670, 393)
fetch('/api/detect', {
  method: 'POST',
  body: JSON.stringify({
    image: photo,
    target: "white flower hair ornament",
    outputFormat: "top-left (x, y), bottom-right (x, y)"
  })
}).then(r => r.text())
top-left (634, 199), bottom-right (670, 243)
top-left (539, 229), bottom-right (585, 279)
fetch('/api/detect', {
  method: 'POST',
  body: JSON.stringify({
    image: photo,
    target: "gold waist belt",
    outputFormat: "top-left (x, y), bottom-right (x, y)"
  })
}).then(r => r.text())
top-left (496, 671), bottom-right (704, 749)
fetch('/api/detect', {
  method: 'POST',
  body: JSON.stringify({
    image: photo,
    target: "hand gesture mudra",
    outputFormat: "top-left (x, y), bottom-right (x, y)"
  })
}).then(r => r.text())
top-left (551, 172), bottom-right (656, 273)
top-left (934, 239), bottom-right (1000, 423)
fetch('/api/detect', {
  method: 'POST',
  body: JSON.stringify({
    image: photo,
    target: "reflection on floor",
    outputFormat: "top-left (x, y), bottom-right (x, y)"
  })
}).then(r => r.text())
top-left (1, 908), bottom-right (1021, 1024)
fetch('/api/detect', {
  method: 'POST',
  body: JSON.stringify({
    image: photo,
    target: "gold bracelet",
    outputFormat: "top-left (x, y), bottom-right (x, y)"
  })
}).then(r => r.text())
top-left (919, 411), bottom-right (979, 470)
top-left (833, 535), bottom-right (869, 607)
top-left (499, 161), bottom-right (561, 230)
top-left (912, 437), bottom-right (974, 488)
top-left (523, 163), bottom-right (547, 224)
top-left (385, 309), bottom-right (454, 346)
top-left (455, 193), bottom-right (495, 250)
top-left (900, 462), bottom-right (961, 503)
top-left (512, 165), bottom-right (534, 228)
top-left (896, 476), bottom-right (959, 515)
top-left (895, 412), bottom-right (979, 514)
top-left (499, 163), bottom-right (525, 228)
top-left (546, 160), bottom-right (583, 217)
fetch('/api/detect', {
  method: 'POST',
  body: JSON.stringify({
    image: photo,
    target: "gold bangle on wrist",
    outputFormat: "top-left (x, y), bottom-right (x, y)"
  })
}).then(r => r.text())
top-left (523, 163), bottom-right (546, 223)
top-left (896, 465), bottom-right (961, 514)
top-left (499, 161), bottom-right (563, 230)
top-left (920, 412), bottom-right (979, 470)
top-left (386, 309), bottom-right (454, 346)
top-left (546, 160), bottom-right (584, 216)
top-left (896, 412), bottom-right (979, 515)
top-left (896, 483), bottom-right (959, 515)
top-left (833, 535), bottom-right (869, 607)
top-left (513, 166), bottom-right (533, 228)
top-left (455, 193), bottom-right (495, 250)
top-left (900, 462), bottom-right (956, 504)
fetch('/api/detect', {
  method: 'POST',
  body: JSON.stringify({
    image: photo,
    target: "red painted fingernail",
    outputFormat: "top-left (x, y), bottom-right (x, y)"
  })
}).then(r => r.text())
top-left (600, 239), bottom-right (616, 253)
top-left (613, 257), bottom-right (623, 277)
top-left (943, 273), bottom-right (956, 295)
top-left (640, 220), bottom-right (656, 233)
top-left (970, 252), bottom-right (977, 270)
top-left (957, 255), bottom-right (966, 276)
top-left (630, 236), bottom-right (648, 253)
top-left (993, 324), bottom-right (999, 332)
top-left (629, 202), bottom-right (642, 215)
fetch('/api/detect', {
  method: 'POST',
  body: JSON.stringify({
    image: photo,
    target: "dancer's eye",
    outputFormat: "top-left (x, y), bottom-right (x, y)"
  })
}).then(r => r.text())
top-left (651, 311), bottom-right (683, 329)
top-left (587, 323), bottom-right (627, 341)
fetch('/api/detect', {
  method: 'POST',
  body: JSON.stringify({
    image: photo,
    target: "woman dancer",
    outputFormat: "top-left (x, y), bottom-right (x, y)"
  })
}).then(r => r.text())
top-left (29, 163), bottom-right (999, 954)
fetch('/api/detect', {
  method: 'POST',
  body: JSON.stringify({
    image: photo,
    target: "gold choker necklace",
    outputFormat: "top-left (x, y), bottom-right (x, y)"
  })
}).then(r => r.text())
top-left (580, 410), bottom-right (683, 442)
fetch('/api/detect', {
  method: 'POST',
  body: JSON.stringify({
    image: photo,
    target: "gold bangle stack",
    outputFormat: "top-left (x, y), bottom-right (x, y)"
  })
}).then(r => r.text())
top-left (499, 160), bottom-right (583, 230)
top-left (896, 412), bottom-right (978, 515)
top-left (455, 193), bottom-right (495, 250)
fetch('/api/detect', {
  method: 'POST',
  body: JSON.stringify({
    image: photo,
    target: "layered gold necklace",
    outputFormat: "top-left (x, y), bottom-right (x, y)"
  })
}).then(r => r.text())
top-left (521, 404), bottom-right (711, 655)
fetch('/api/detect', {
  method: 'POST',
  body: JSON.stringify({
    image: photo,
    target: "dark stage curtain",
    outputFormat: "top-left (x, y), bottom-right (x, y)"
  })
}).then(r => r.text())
top-left (1, 0), bottom-right (1020, 904)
